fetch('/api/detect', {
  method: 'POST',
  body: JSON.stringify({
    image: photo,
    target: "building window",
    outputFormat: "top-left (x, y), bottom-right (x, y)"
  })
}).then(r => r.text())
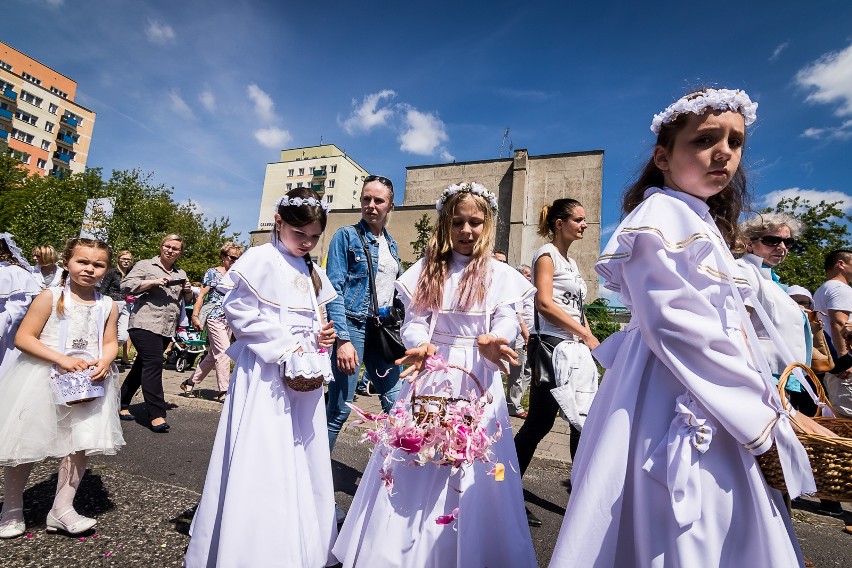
top-left (327, 195), bottom-right (334, 203)
top-left (48, 103), bottom-right (58, 115)
top-left (0, 79), bottom-right (13, 92)
top-left (11, 129), bottom-right (34, 144)
top-left (327, 179), bottom-right (335, 188)
top-left (37, 158), bottom-right (47, 169)
top-left (8, 149), bottom-right (31, 164)
top-left (14, 110), bottom-right (37, 126)
top-left (0, 60), bottom-right (12, 71)
top-left (21, 72), bottom-right (41, 86)
top-left (330, 164), bottom-right (337, 173)
top-left (20, 90), bottom-right (43, 108)
top-left (50, 86), bottom-right (68, 99)
top-left (298, 168), bottom-right (305, 176)
top-left (44, 121), bottom-right (54, 133)
top-left (40, 139), bottom-right (50, 150)
top-left (63, 111), bottom-right (83, 126)
top-left (287, 169), bottom-right (294, 177)
top-left (296, 182), bottom-right (303, 188)
top-left (286, 183), bottom-right (292, 190)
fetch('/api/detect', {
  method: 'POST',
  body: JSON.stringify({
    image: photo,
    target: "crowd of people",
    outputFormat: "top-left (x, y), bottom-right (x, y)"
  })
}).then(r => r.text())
top-left (1, 87), bottom-right (851, 566)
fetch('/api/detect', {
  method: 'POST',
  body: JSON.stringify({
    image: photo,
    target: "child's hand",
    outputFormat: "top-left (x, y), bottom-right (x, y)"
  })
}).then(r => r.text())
top-left (318, 321), bottom-right (336, 349)
top-left (58, 356), bottom-right (91, 373)
top-left (398, 343), bottom-right (437, 382)
top-left (88, 359), bottom-right (112, 382)
top-left (477, 334), bottom-right (517, 374)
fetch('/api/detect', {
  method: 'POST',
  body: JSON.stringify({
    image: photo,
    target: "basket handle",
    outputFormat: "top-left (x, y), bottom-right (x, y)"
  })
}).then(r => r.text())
top-left (410, 354), bottom-right (492, 404)
top-left (777, 362), bottom-right (836, 418)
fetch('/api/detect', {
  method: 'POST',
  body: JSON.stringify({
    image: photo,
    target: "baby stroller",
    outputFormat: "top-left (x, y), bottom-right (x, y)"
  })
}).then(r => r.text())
top-left (165, 305), bottom-right (207, 372)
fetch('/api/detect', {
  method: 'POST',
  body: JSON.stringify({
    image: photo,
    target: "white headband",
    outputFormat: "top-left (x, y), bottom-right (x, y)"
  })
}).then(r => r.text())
top-left (650, 88), bottom-right (758, 135)
top-left (435, 182), bottom-right (498, 214)
top-left (275, 195), bottom-right (330, 213)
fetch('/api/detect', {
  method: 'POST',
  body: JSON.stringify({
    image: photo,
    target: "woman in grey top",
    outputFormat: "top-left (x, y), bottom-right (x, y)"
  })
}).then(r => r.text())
top-left (119, 234), bottom-right (193, 432)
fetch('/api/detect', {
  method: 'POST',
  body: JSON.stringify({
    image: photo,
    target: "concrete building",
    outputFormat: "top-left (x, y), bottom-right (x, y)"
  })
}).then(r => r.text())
top-left (252, 148), bottom-right (604, 300)
top-left (256, 144), bottom-right (369, 232)
top-left (0, 42), bottom-right (96, 178)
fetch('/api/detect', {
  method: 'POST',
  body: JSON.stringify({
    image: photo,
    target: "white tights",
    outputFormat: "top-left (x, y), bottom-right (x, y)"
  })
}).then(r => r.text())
top-left (1, 452), bottom-right (89, 526)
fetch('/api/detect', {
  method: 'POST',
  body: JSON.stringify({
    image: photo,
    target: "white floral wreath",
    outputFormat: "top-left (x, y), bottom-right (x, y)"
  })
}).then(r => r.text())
top-left (275, 195), bottom-right (331, 212)
top-left (435, 182), bottom-right (498, 214)
top-left (650, 88), bottom-right (758, 135)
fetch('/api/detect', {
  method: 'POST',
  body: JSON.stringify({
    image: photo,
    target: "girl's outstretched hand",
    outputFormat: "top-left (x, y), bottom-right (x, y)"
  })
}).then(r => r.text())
top-left (58, 356), bottom-right (90, 374)
top-left (89, 359), bottom-right (112, 382)
top-left (477, 334), bottom-right (518, 374)
top-left (397, 343), bottom-right (437, 382)
top-left (318, 321), bottom-right (336, 349)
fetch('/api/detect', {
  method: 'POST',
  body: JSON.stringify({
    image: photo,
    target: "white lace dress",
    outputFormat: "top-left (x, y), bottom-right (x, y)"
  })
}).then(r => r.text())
top-left (0, 288), bottom-right (124, 466)
top-left (0, 262), bottom-right (41, 380)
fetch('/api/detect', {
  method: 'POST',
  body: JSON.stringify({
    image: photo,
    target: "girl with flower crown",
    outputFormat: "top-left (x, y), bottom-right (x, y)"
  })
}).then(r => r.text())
top-left (185, 188), bottom-right (340, 568)
top-left (333, 182), bottom-right (538, 567)
top-left (548, 89), bottom-right (834, 567)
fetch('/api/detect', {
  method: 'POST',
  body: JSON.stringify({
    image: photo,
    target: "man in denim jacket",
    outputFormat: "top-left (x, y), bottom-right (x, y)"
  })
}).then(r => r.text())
top-left (325, 176), bottom-right (403, 450)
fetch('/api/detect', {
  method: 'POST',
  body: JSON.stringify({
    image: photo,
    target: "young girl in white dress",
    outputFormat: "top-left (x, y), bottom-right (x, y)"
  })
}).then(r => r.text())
top-left (0, 238), bottom-right (123, 539)
top-left (0, 233), bottom-right (41, 380)
top-left (185, 188), bottom-right (339, 568)
top-left (333, 182), bottom-right (538, 567)
top-left (548, 89), bottom-right (835, 567)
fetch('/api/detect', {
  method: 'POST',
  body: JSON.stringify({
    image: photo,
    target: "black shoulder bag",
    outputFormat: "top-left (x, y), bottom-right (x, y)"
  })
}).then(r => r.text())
top-left (353, 226), bottom-right (407, 363)
top-left (528, 289), bottom-right (586, 387)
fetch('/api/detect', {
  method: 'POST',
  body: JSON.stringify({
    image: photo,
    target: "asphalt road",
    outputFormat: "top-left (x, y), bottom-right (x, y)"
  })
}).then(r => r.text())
top-left (1, 404), bottom-right (851, 567)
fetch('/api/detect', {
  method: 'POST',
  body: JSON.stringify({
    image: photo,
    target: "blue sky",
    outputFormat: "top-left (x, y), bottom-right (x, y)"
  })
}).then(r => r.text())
top-left (3, 0), bottom-right (851, 244)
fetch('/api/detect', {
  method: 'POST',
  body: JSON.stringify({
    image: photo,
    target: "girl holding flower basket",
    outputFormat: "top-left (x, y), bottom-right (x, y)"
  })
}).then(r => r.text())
top-left (333, 182), bottom-right (538, 567)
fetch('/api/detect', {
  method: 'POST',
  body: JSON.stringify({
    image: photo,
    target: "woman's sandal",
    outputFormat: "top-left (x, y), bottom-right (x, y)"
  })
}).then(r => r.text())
top-left (180, 379), bottom-right (197, 398)
top-left (214, 391), bottom-right (227, 403)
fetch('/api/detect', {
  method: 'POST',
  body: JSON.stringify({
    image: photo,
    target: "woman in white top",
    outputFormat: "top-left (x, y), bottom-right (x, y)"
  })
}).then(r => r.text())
top-left (736, 212), bottom-right (815, 414)
top-left (514, 198), bottom-right (600, 525)
top-left (31, 244), bottom-right (62, 289)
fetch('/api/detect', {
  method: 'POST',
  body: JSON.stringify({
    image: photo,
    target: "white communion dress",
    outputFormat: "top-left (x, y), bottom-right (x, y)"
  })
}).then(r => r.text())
top-left (0, 261), bottom-right (41, 380)
top-left (549, 187), bottom-right (811, 567)
top-left (0, 288), bottom-right (124, 466)
top-left (185, 242), bottom-right (339, 568)
top-left (332, 252), bottom-right (538, 568)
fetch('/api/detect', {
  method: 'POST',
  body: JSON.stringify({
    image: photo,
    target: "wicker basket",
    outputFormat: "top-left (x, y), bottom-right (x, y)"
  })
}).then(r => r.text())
top-left (756, 362), bottom-right (852, 501)
top-left (286, 375), bottom-right (325, 392)
top-left (410, 360), bottom-right (492, 426)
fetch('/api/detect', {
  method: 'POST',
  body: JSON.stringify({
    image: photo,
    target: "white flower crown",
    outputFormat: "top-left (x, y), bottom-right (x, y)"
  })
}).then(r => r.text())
top-left (435, 182), bottom-right (498, 214)
top-left (650, 88), bottom-right (758, 135)
top-left (275, 195), bottom-right (331, 212)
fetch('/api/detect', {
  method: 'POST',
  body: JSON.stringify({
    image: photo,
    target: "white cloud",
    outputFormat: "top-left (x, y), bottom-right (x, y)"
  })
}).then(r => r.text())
top-left (796, 42), bottom-right (852, 116)
top-left (398, 105), bottom-right (449, 156)
top-left (145, 20), bottom-right (176, 46)
top-left (168, 90), bottom-right (194, 119)
top-left (439, 148), bottom-right (455, 162)
top-left (254, 127), bottom-right (292, 149)
top-left (246, 84), bottom-right (277, 122)
top-left (769, 42), bottom-right (789, 62)
top-left (199, 90), bottom-right (216, 112)
top-left (340, 90), bottom-right (397, 134)
top-left (760, 188), bottom-right (852, 213)
top-left (801, 119), bottom-right (852, 140)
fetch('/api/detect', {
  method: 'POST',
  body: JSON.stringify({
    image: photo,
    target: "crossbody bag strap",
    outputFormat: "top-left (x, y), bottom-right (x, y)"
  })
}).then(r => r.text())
top-left (353, 225), bottom-right (380, 317)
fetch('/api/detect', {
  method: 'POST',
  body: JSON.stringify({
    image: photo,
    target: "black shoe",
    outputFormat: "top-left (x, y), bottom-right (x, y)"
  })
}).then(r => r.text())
top-left (355, 387), bottom-right (370, 397)
top-left (119, 412), bottom-right (135, 421)
top-left (526, 507), bottom-right (542, 527)
top-left (150, 422), bottom-right (170, 433)
top-left (817, 500), bottom-right (845, 518)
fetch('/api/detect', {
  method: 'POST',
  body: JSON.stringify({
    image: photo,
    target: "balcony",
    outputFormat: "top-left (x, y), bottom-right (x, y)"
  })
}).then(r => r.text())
top-left (0, 107), bottom-right (12, 121)
top-left (57, 133), bottom-right (75, 147)
top-left (1, 88), bottom-right (16, 101)
top-left (60, 115), bottom-right (78, 129)
top-left (53, 151), bottom-right (71, 163)
top-left (0, 129), bottom-right (8, 140)
top-left (311, 183), bottom-right (326, 198)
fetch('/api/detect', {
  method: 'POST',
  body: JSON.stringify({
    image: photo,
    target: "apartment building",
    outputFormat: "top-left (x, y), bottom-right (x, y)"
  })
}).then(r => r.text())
top-left (0, 41), bottom-right (96, 177)
top-left (256, 143), bottom-right (370, 231)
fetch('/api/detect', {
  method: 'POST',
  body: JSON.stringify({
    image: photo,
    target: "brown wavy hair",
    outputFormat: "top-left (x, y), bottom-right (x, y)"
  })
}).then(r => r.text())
top-left (622, 89), bottom-right (751, 248)
top-left (411, 191), bottom-right (496, 313)
top-left (56, 238), bottom-right (113, 316)
top-left (276, 187), bottom-right (327, 295)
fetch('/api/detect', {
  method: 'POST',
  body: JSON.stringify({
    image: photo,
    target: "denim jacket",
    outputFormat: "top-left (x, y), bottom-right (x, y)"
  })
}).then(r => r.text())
top-left (325, 219), bottom-right (402, 341)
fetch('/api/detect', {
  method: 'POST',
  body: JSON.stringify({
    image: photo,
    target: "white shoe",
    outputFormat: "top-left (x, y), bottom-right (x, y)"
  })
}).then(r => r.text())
top-left (0, 508), bottom-right (25, 539)
top-left (45, 509), bottom-right (97, 535)
top-left (335, 504), bottom-right (346, 524)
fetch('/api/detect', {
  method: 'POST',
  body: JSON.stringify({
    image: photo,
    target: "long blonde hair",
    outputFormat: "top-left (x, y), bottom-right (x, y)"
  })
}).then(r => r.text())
top-left (410, 192), bottom-right (496, 313)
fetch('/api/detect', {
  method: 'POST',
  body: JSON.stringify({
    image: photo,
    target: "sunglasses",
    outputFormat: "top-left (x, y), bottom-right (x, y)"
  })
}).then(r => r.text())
top-left (162, 245), bottom-right (182, 252)
top-left (363, 175), bottom-right (393, 191)
top-left (756, 236), bottom-right (795, 248)
top-left (225, 254), bottom-right (240, 262)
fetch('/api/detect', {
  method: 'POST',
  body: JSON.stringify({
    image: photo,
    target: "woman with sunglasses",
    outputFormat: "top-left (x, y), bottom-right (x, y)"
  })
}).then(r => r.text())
top-left (181, 241), bottom-right (244, 402)
top-left (737, 213), bottom-right (816, 413)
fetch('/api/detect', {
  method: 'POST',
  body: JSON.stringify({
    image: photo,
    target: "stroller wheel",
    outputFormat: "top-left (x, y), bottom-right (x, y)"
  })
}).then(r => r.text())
top-left (176, 357), bottom-right (187, 373)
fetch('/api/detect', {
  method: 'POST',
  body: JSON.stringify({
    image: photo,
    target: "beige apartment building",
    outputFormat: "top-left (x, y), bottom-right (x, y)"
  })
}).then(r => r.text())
top-left (256, 144), bottom-right (369, 231)
top-left (0, 42), bottom-right (96, 178)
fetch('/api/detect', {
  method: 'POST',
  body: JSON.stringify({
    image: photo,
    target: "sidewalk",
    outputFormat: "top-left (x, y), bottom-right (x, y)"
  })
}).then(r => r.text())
top-left (121, 362), bottom-right (574, 468)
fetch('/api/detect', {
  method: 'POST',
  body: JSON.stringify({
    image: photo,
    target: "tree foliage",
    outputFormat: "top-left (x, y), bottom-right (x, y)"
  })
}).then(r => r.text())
top-left (0, 159), bottom-right (242, 281)
top-left (585, 297), bottom-right (622, 343)
top-left (410, 213), bottom-right (434, 260)
top-left (762, 197), bottom-right (852, 291)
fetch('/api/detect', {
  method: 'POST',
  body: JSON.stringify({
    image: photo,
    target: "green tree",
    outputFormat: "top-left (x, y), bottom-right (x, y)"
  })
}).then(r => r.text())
top-left (410, 213), bottom-right (434, 260)
top-left (585, 298), bottom-right (621, 343)
top-left (763, 197), bottom-right (852, 291)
